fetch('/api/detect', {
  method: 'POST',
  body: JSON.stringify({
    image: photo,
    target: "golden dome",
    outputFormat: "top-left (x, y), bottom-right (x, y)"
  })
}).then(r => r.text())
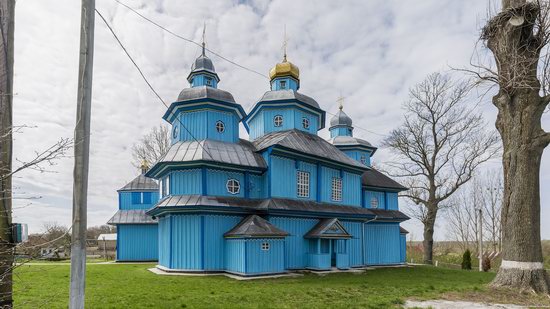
top-left (269, 57), bottom-right (300, 80)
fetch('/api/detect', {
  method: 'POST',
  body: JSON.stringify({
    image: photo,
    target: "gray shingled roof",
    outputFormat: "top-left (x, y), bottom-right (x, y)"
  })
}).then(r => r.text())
top-left (148, 195), bottom-right (409, 222)
top-left (175, 86), bottom-right (235, 103)
top-left (118, 174), bottom-right (159, 192)
top-left (224, 215), bottom-right (289, 238)
top-left (304, 218), bottom-right (351, 239)
top-left (253, 129), bottom-right (367, 169)
top-left (362, 168), bottom-right (407, 191)
top-left (329, 135), bottom-right (375, 149)
top-left (107, 210), bottom-right (157, 225)
top-left (190, 55), bottom-right (216, 75)
top-left (256, 90), bottom-right (320, 109)
top-left (151, 139), bottom-right (267, 171)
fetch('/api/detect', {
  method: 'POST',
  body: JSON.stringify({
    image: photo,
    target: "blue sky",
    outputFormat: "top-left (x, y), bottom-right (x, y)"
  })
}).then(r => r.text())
top-left (12, 0), bottom-right (550, 240)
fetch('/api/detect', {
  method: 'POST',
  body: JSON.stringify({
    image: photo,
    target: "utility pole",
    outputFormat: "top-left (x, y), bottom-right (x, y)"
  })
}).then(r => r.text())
top-left (70, 1), bottom-right (95, 308)
top-left (477, 206), bottom-right (483, 272)
top-left (0, 1), bottom-right (15, 307)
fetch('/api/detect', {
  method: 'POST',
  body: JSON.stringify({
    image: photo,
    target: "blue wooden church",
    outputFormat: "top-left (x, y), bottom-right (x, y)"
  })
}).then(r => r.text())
top-left (108, 45), bottom-right (409, 275)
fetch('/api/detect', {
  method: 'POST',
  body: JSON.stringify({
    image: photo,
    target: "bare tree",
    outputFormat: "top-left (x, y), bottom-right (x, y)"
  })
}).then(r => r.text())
top-left (466, 0), bottom-right (550, 292)
top-left (445, 189), bottom-right (478, 252)
top-left (482, 169), bottom-right (503, 253)
top-left (131, 125), bottom-right (170, 167)
top-left (383, 72), bottom-right (500, 264)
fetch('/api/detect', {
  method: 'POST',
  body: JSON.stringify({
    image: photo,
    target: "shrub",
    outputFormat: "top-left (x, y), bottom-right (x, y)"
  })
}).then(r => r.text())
top-left (462, 249), bottom-right (472, 270)
top-left (482, 256), bottom-right (491, 272)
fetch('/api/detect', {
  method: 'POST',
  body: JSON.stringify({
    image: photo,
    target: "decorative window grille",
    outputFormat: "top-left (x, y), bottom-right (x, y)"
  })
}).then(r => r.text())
top-left (215, 120), bottom-right (225, 133)
top-left (297, 171), bottom-right (310, 198)
top-left (280, 80), bottom-right (287, 89)
top-left (370, 197), bottom-right (379, 208)
top-left (302, 117), bottom-right (310, 129)
top-left (226, 179), bottom-right (240, 195)
top-left (360, 154), bottom-right (367, 165)
top-left (261, 242), bottom-right (270, 251)
top-left (274, 115), bottom-right (283, 127)
top-left (332, 177), bottom-right (343, 201)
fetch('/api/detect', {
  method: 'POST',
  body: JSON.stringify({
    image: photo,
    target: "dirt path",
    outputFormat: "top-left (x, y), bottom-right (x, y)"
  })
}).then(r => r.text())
top-left (404, 300), bottom-right (526, 308)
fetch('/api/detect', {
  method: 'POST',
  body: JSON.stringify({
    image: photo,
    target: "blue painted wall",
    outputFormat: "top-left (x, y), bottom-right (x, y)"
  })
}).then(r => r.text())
top-left (270, 217), bottom-right (317, 269)
top-left (169, 215), bottom-right (202, 270)
top-left (119, 191), bottom-right (159, 210)
top-left (342, 221), bottom-right (363, 267)
top-left (330, 127), bottom-right (353, 138)
top-left (190, 74), bottom-right (218, 88)
top-left (169, 170), bottom-right (202, 196)
top-left (271, 77), bottom-right (298, 91)
top-left (248, 107), bottom-right (320, 140)
top-left (245, 239), bottom-right (285, 274)
top-left (171, 110), bottom-right (239, 144)
top-left (387, 192), bottom-right (399, 210)
top-left (225, 239), bottom-right (246, 273)
top-left (206, 169), bottom-right (245, 197)
top-left (363, 190), bottom-right (386, 209)
top-left (342, 150), bottom-right (371, 167)
top-left (117, 224), bottom-right (158, 261)
top-left (158, 216), bottom-right (171, 267)
top-left (204, 215), bottom-right (241, 270)
top-left (364, 223), bottom-right (401, 265)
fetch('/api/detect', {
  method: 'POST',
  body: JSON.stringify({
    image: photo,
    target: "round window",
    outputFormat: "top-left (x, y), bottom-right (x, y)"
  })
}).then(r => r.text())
top-left (370, 197), bottom-right (379, 208)
top-left (172, 125), bottom-right (179, 139)
top-left (274, 115), bottom-right (283, 127)
top-left (226, 179), bottom-right (240, 195)
top-left (215, 120), bottom-right (225, 133)
top-left (302, 117), bottom-right (310, 129)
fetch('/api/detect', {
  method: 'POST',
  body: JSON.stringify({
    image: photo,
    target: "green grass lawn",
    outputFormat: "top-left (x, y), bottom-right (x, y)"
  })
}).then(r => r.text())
top-left (14, 264), bottom-right (496, 308)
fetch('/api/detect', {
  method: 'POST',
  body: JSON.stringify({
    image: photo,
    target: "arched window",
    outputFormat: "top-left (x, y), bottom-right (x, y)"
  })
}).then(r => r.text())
top-left (274, 115), bottom-right (283, 127)
top-left (215, 120), bottom-right (225, 133)
top-left (360, 154), bottom-right (367, 165)
top-left (302, 117), bottom-right (310, 129)
top-left (226, 179), bottom-right (240, 195)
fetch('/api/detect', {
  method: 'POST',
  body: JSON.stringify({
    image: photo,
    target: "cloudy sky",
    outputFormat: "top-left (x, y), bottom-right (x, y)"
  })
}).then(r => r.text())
top-left (12, 0), bottom-right (550, 240)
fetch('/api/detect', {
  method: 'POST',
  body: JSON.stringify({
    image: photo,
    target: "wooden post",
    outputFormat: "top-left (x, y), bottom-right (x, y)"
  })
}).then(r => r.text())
top-left (70, 0), bottom-right (95, 308)
top-left (478, 207), bottom-right (483, 272)
top-left (0, 1), bottom-right (15, 307)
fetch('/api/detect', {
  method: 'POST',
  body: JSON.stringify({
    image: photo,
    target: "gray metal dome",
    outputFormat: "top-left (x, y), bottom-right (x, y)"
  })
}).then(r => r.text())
top-left (256, 90), bottom-right (320, 109)
top-left (190, 54), bottom-right (216, 74)
top-left (329, 109), bottom-right (353, 128)
top-left (176, 86), bottom-right (236, 103)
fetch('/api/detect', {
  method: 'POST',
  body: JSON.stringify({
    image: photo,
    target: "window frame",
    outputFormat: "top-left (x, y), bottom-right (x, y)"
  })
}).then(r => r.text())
top-left (302, 117), bottom-right (310, 129)
top-left (280, 80), bottom-right (287, 89)
top-left (274, 115), bottom-right (283, 127)
top-left (360, 154), bottom-right (367, 165)
top-left (172, 125), bottom-right (179, 139)
top-left (331, 177), bottom-right (343, 202)
top-left (370, 197), bottom-right (379, 208)
top-left (226, 178), bottom-right (241, 195)
top-left (297, 171), bottom-right (310, 198)
top-left (261, 242), bottom-right (270, 251)
top-left (205, 77), bottom-right (212, 86)
top-left (215, 120), bottom-right (225, 133)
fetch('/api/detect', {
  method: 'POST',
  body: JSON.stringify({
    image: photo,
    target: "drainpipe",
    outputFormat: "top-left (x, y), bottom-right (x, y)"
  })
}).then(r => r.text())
top-left (362, 215), bottom-right (377, 266)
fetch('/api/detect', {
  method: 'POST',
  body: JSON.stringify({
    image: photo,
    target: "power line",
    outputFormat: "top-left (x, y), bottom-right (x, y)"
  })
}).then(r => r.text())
top-left (113, 0), bottom-right (268, 79)
top-left (106, 1), bottom-right (388, 139)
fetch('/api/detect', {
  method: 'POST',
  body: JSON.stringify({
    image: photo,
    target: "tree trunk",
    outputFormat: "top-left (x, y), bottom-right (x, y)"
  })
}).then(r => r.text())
top-left (0, 1), bottom-right (15, 307)
top-left (490, 90), bottom-right (550, 293)
top-left (422, 205), bottom-right (437, 264)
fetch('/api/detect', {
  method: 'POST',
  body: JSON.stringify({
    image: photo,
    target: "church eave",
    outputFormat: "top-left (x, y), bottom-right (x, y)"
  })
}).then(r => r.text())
top-left (244, 100), bottom-right (326, 131)
top-left (146, 161), bottom-right (267, 179)
top-left (269, 146), bottom-right (368, 173)
top-left (163, 99), bottom-right (246, 123)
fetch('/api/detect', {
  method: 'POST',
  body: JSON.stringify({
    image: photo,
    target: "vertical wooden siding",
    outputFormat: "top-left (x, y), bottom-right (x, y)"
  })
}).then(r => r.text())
top-left (119, 192), bottom-right (159, 210)
top-left (364, 223), bottom-right (401, 265)
top-left (117, 224), bottom-right (158, 261)
top-left (270, 217), bottom-right (317, 269)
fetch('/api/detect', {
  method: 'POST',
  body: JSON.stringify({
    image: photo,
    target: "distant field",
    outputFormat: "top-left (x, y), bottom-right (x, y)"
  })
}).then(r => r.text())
top-left (13, 264), bottom-right (499, 308)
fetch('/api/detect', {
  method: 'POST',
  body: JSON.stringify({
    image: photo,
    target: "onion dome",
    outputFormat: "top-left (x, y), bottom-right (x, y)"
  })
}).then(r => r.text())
top-left (269, 56), bottom-right (300, 81)
top-left (329, 105), bottom-right (353, 129)
top-left (187, 42), bottom-right (220, 84)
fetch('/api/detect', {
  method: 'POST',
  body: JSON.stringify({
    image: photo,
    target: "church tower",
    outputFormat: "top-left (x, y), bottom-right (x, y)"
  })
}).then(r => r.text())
top-left (245, 48), bottom-right (326, 140)
top-left (328, 102), bottom-right (377, 166)
top-left (161, 36), bottom-right (246, 145)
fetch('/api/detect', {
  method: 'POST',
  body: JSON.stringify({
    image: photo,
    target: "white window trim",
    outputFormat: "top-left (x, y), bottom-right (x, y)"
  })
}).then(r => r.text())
top-left (331, 177), bottom-right (343, 202)
top-left (302, 117), bottom-right (310, 129)
top-left (274, 115), bottom-right (283, 127)
top-left (226, 178), bottom-right (240, 195)
top-left (215, 120), bottom-right (225, 133)
top-left (297, 171), bottom-right (310, 198)
top-left (261, 242), bottom-right (270, 251)
top-left (370, 197), bottom-right (379, 208)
